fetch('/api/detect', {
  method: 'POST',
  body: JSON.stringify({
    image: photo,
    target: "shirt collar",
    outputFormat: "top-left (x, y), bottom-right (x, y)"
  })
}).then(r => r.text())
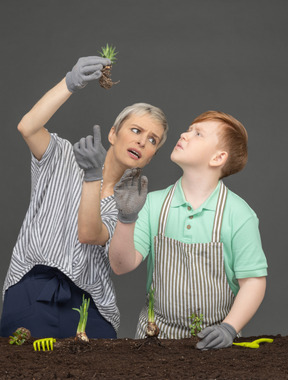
top-left (170, 178), bottom-right (222, 213)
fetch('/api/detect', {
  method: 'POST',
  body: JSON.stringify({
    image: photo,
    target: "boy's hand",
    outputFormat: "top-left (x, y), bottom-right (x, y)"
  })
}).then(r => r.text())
top-left (114, 168), bottom-right (148, 224)
top-left (196, 323), bottom-right (237, 350)
top-left (66, 56), bottom-right (111, 92)
top-left (73, 125), bottom-right (106, 182)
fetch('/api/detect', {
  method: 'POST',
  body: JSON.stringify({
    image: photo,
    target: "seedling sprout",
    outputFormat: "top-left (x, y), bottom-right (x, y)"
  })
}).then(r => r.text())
top-left (189, 311), bottom-right (204, 337)
top-left (72, 294), bottom-right (90, 342)
top-left (99, 43), bottom-right (118, 64)
top-left (98, 43), bottom-right (119, 89)
top-left (9, 327), bottom-right (31, 345)
top-left (146, 288), bottom-right (159, 337)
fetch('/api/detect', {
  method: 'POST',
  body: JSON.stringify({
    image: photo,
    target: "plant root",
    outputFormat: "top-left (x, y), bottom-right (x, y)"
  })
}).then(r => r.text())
top-left (136, 336), bottom-right (164, 350)
top-left (99, 65), bottom-right (120, 89)
top-left (69, 339), bottom-right (92, 354)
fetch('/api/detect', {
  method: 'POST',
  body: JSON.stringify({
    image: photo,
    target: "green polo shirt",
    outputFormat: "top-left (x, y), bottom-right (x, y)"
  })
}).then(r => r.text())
top-left (134, 179), bottom-right (268, 295)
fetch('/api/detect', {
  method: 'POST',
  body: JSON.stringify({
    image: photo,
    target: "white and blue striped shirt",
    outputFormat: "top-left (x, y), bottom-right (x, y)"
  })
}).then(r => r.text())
top-left (3, 133), bottom-right (120, 331)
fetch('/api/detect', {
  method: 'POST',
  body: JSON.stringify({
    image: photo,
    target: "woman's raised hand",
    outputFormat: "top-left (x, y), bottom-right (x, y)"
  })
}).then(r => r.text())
top-left (66, 56), bottom-right (111, 93)
top-left (73, 125), bottom-right (107, 181)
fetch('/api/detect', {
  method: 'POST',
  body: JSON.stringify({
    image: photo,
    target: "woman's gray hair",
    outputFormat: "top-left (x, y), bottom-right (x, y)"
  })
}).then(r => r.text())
top-left (113, 103), bottom-right (168, 149)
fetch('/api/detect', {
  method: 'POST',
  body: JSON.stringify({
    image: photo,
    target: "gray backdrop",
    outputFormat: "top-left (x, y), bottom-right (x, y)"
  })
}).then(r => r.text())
top-left (1, 0), bottom-right (287, 338)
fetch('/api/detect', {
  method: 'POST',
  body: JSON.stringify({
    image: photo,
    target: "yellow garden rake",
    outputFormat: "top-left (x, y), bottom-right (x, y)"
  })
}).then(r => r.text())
top-left (33, 338), bottom-right (56, 351)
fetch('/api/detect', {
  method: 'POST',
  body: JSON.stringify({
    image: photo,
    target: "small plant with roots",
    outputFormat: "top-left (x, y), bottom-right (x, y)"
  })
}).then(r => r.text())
top-left (72, 294), bottom-right (90, 343)
top-left (98, 43), bottom-right (119, 89)
top-left (9, 327), bottom-right (31, 345)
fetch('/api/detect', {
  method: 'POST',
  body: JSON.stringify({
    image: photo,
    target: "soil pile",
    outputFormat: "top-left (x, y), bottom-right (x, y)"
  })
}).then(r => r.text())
top-left (0, 335), bottom-right (287, 379)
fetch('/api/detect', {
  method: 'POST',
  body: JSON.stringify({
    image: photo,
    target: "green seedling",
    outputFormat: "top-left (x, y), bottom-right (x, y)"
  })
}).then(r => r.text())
top-left (99, 43), bottom-right (118, 64)
top-left (233, 338), bottom-right (274, 349)
top-left (189, 312), bottom-right (204, 337)
top-left (72, 294), bottom-right (90, 342)
top-left (98, 43), bottom-right (119, 89)
top-left (9, 327), bottom-right (31, 346)
top-left (146, 288), bottom-right (159, 337)
top-left (33, 338), bottom-right (56, 351)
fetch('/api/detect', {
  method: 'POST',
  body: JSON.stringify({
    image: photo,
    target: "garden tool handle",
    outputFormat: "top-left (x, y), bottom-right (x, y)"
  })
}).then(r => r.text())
top-left (233, 338), bottom-right (273, 348)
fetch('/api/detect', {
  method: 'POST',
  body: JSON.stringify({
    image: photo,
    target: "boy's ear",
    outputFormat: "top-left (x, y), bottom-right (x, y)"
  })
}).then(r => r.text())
top-left (210, 150), bottom-right (228, 167)
top-left (108, 126), bottom-right (116, 145)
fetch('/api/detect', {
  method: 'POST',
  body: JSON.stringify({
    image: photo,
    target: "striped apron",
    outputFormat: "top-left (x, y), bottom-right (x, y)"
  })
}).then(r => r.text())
top-left (136, 181), bottom-right (235, 339)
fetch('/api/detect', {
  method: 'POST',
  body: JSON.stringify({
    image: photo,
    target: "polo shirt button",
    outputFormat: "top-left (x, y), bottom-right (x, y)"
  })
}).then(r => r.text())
top-left (187, 225), bottom-right (191, 230)
top-left (187, 206), bottom-right (192, 211)
top-left (189, 215), bottom-right (193, 219)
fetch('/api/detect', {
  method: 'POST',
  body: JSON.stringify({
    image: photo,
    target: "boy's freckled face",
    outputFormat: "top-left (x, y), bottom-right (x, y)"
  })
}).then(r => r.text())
top-left (170, 120), bottom-right (222, 168)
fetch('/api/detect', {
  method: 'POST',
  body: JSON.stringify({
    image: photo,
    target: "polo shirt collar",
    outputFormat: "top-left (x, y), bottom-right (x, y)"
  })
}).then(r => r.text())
top-left (170, 178), bottom-right (222, 212)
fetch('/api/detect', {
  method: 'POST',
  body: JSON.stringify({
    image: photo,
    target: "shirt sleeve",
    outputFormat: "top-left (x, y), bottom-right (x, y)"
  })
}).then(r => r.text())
top-left (30, 133), bottom-right (58, 196)
top-left (134, 194), bottom-right (152, 260)
top-left (232, 214), bottom-right (268, 279)
top-left (101, 198), bottom-right (118, 243)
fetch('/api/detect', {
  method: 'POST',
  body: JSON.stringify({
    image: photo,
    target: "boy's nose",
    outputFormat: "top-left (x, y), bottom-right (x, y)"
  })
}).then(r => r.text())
top-left (180, 132), bottom-right (188, 140)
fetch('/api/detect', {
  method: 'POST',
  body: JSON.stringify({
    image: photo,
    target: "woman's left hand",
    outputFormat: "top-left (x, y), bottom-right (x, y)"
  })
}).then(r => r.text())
top-left (73, 125), bottom-right (107, 181)
top-left (114, 168), bottom-right (148, 224)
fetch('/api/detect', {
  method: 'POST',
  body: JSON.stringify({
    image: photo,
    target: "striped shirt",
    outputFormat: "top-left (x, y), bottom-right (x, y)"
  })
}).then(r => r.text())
top-left (3, 133), bottom-right (120, 331)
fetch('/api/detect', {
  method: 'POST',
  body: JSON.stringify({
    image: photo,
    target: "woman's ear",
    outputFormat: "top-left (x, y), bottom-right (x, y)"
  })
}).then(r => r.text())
top-left (108, 126), bottom-right (116, 145)
top-left (210, 150), bottom-right (228, 167)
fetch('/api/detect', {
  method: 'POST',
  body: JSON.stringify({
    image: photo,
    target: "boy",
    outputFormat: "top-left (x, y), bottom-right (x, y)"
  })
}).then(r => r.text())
top-left (109, 111), bottom-right (268, 350)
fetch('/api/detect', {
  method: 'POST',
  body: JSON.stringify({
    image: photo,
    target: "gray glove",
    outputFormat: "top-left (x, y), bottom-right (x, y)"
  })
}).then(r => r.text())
top-left (73, 125), bottom-right (106, 182)
top-left (114, 168), bottom-right (148, 224)
top-left (196, 323), bottom-right (237, 350)
top-left (66, 56), bottom-right (111, 93)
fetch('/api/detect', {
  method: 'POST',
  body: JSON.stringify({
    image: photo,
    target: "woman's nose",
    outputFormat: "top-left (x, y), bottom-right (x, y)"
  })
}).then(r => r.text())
top-left (137, 135), bottom-right (146, 147)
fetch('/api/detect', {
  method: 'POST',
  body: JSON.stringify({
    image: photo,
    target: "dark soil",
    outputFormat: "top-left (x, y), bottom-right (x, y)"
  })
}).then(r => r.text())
top-left (0, 335), bottom-right (287, 379)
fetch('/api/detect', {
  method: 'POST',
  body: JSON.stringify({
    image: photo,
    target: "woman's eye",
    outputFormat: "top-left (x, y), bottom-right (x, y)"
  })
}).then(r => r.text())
top-left (149, 137), bottom-right (156, 145)
top-left (131, 128), bottom-right (140, 134)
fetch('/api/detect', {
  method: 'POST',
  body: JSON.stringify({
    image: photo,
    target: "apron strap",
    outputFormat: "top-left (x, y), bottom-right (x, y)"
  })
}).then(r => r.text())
top-left (211, 181), bottom-right (228, 242)
top-left (158, 180), bottom-right (228, 242)
top-left (158, 181), bottom-right (179, 236)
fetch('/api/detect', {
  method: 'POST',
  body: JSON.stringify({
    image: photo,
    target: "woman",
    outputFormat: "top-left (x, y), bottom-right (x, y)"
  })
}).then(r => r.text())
top-left (0, 56), bottom-right (168, 339)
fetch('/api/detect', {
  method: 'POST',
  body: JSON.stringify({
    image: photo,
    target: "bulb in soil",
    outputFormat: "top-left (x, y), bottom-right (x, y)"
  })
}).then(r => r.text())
top-left (76, 332), bottom-right (89, 343)
top-left (146, 322), bottom-right (160, 337)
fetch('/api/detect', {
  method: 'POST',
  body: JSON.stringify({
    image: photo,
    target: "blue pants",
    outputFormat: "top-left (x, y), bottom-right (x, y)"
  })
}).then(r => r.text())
top-left (0, 265), bottom-right (116, 339)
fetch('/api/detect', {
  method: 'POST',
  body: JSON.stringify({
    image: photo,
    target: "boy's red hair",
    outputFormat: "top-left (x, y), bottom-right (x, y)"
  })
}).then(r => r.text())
top-left (191, 111), bottom-right (248, 178)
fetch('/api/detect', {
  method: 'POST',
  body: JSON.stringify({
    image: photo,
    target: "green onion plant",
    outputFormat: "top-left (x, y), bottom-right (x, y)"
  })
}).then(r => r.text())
top-left (146, 288), bottom-right (159, 337)
top-left (72, 294), bottom-right (90, 342)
